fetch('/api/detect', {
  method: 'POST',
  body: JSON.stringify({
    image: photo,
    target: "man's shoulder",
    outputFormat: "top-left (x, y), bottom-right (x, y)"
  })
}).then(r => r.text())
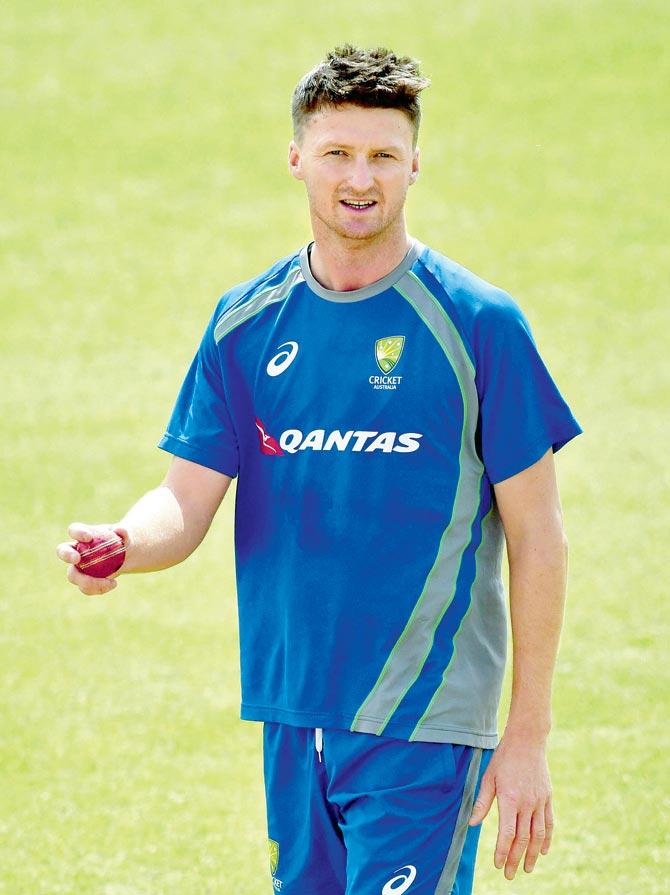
top-left (410, 242), bottom-right (538, 366)
top-left (204, 247), bottom-right (304, 346)
top-left (415, 242), bottom-right (521, 322)
top-left (214, 247), bottom-right (303, 317)
top-left (412, 243), bottom-right (534, 361)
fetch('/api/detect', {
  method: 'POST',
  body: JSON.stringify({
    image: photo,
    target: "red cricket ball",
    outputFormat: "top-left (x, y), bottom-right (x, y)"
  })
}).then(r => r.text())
top-left (74, 533), bottom-right (126, 579)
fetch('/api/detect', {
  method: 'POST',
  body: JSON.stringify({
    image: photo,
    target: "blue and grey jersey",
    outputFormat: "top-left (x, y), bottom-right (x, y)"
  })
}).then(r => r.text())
top-left (158, 239), bottom-right (582, 748)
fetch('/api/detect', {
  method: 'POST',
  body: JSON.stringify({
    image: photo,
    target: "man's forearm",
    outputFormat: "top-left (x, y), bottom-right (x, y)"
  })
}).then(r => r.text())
top-left (504, 527), bottom-right (568, 742)
top-left (116, 485), bottom-right (203, 574)
top-left (115, 459), bottom-right (232, 575)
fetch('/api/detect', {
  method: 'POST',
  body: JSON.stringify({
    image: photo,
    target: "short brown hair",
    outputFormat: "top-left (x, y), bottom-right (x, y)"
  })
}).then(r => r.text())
top-left (292, 44), bottom-right (430, 146)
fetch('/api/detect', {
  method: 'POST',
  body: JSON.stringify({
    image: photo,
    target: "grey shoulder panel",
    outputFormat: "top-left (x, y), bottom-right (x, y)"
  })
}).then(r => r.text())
top-left (214, 262), bottom-right (304, 344)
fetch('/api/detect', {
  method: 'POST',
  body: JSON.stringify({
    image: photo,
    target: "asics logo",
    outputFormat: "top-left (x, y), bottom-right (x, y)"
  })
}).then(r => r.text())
top-left (382, 865), bottom-right (417, 895)
top-left (266, 341), bottom-right (298, 377)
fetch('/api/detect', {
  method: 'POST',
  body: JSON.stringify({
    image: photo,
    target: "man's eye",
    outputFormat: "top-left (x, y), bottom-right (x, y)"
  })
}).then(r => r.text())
top-left (376, 152), bottom-right (393, 158)
top-left (328, 150), bottom-right (345, 156)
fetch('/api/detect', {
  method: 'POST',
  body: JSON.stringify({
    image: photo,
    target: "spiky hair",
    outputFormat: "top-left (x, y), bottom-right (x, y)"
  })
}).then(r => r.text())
top-left (292, 44), bottom-right (430, 146)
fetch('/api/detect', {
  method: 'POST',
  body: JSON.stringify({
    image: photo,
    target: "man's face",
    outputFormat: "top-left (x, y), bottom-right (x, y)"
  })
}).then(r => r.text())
top-left (288, 103), bottom-right (420, 243)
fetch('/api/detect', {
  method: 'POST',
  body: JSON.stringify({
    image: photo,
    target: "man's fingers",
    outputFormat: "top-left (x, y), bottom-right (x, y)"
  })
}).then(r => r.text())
top-left (113, 525), bottom-right (131, 553)
top-left (59, 522), bottom-right (123, 594)
top-left (523, 807), bottom-right (547, 873)
top-left (66, 562), bottom-right (117, 596)
top-left (493, 798), bottom-right (518, 870)
top-left (469, 770), bottom-right (495, 825)
top-left (67, 522), bottom-right (96, 543)
top-left (56, 542), bottom-right (81, 565)
top-left (502, 808), bottom-right (532, 880)
top-left (541, 796), bottom-right (554, 854)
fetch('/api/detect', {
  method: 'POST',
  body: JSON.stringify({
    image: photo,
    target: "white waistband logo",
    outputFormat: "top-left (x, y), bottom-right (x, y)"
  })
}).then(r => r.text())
top-left (267, 341), bottom-right (298, 377)
top-left (382, 865), bottom-right (417, 895)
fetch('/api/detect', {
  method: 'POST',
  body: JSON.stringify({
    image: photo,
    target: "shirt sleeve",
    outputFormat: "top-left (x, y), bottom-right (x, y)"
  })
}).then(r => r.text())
top-left (474, 293), bottom-right (583, 485)
top-left (157, 306), bottom-right (240, 478)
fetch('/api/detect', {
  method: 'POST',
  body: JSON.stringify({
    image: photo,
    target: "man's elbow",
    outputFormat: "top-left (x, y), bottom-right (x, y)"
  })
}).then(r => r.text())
top-left (505, 510), bottom-right (567, 566)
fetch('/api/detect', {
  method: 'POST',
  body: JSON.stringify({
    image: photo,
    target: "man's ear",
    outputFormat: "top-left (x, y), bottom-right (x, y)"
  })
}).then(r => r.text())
top-left (409, 146), bottom-right (420, 185)
top-left (288, 141), bottom-right (304, 181)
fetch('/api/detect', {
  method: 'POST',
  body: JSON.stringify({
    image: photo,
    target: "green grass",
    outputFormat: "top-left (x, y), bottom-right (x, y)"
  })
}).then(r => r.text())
top-left (2, 1), bottom-right (669, 892)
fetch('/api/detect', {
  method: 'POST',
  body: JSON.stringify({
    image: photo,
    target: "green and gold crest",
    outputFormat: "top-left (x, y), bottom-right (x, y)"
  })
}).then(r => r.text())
top-left (375, 335), bottom-right (405, 373)
top-left (268, 839), bottom-right (279, 875)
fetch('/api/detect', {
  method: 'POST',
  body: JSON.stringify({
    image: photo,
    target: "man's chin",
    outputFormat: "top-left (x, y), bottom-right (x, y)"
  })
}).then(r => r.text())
top-left (311, 206), bottom-right (398, 243)
top-left (331, 218), bottom-right (388, 242)
top-left (338, 229), bottom-right (381, 242)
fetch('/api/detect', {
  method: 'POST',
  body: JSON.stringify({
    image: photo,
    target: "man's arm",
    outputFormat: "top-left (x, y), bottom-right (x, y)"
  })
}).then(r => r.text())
top-left (468, 447), bottom-right (568, 879)
top-left (56, 456), bottom-right (233, 596)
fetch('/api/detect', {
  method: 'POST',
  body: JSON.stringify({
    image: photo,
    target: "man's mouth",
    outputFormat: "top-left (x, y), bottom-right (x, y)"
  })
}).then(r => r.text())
top-left (340, 199), bottom-right (377, 212)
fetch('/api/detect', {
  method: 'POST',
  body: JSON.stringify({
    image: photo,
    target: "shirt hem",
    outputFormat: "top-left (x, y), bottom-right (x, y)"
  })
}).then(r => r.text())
top-left (157, 433), bottom-right (239, 478)
top-left (240, 702), bottom-right (499, 749)
top-left (487, 422), bottom-right (582, 485)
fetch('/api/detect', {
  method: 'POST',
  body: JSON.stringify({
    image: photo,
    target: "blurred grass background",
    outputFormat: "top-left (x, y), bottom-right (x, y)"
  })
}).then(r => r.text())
top-left (1, 0), bottom-right (668, 892)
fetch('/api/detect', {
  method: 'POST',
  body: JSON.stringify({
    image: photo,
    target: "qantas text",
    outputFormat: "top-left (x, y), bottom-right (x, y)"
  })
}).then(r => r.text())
top-left (279, 429), bottom-right (422, 454)
top-left (255, 418), bottom-right (423, 456)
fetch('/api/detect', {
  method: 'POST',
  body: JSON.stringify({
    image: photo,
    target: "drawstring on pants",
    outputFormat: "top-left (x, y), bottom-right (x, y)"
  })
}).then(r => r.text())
top-left (315, 727), bottom-right (323, 763)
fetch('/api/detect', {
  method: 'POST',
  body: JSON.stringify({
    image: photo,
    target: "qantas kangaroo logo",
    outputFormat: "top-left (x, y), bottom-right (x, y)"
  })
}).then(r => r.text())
top-left (255, 418), bottom-right (284, 455)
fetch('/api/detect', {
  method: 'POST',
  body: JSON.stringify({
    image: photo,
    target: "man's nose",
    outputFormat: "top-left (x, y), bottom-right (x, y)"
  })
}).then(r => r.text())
top-left (348, 157), bottom-right (375, 193)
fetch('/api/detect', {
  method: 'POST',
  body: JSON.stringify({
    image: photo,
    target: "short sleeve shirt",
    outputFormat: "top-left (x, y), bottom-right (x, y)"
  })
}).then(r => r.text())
top-left (159, 240), bottom-right (582, 747)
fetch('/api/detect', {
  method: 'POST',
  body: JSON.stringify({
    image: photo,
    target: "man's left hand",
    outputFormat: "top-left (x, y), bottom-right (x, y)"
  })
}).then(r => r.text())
top-left (468, 731), bottom-right (554, 879)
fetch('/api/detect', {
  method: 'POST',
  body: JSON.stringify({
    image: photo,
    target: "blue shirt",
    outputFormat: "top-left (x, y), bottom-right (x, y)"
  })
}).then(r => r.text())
top-left (158, 239), bottom-right (582, 747)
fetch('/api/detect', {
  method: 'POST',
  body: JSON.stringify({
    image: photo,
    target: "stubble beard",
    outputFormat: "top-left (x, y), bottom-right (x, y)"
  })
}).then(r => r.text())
top-left (309, 189), bottom-right (409, 246)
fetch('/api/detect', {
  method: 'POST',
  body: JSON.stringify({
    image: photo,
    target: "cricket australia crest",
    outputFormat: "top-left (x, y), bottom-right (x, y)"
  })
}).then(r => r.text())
top-left (269, 839), bottom-right (279, 875)
top-left (375, 335), bottom-right (405, 373)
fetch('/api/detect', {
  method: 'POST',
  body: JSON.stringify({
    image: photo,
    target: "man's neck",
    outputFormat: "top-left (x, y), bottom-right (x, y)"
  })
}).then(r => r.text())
top-left (308, 224), bottom-right (412, 292)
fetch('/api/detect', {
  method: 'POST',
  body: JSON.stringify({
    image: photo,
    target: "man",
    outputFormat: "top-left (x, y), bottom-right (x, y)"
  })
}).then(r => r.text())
top-left (57, 45), bottom-right (582, 895)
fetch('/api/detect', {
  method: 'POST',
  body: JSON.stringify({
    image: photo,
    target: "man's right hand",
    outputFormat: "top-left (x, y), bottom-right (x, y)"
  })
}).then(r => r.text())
top-left (56, 458), bottom-right (233, 594)
top-left (56, 522), bottom-right (129, 596)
